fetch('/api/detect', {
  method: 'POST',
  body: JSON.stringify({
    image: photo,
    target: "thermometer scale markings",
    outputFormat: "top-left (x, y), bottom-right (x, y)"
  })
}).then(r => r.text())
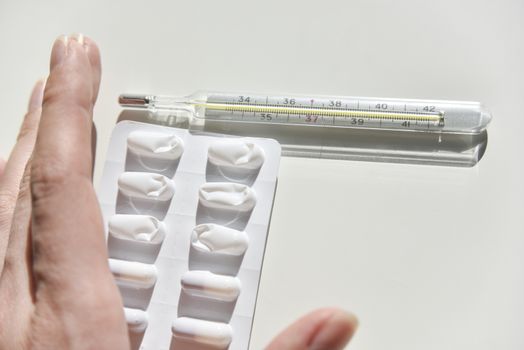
top-left (119, 92), bottom-right (491, 136)
top-left (198, 101), bottom-right (444, 125)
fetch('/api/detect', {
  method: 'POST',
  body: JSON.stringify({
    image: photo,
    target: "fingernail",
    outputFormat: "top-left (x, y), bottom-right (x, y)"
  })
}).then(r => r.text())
top-left (70, 33), bottom-right (85, 47)
top-left (309, 310), bottom-right (359, 350)
top-left (50, 35), bottom-right (69, 69)
top-left (28, 78), bottom-right (46, 113)
top-left (50, 33), bottom-right (88, 70)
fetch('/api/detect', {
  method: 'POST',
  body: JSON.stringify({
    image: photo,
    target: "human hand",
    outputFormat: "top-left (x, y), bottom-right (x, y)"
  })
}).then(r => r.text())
top-left (0, 34), bottom-right (358, 350)
top-left (0, 34), bottom-right (129, 349)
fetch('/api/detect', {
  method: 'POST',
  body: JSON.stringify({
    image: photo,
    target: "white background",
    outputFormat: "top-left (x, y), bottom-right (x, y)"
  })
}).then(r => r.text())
top-left (1, 1), bottom-right (523, 349)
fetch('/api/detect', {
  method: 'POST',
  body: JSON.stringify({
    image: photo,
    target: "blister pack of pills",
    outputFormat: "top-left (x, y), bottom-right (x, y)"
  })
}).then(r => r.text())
top-left (97, 121), bottom-right (281, 349)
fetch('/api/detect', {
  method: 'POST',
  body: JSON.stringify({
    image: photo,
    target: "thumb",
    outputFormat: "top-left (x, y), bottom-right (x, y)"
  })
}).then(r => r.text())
top-left (265, 308), bottom-right (358, 350)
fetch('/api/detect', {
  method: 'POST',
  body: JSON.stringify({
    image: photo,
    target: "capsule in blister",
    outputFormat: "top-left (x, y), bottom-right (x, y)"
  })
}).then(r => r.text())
top-left (172, 317), bottom-right (233, 349)
top-left (181, 270), bottom-right (241, 302)
top-left (124, 307), bottom-right (149, 333)
top-left (109, 258), bottom-right (158, 289)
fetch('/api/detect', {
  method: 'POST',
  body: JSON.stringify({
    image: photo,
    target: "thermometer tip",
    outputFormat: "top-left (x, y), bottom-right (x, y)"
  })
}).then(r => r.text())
top-left (119, 94), bottom-right (150, 108)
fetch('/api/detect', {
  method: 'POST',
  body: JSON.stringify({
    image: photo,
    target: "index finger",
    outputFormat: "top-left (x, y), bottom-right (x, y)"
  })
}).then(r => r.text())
top-left (30, 35), bottom-right (114, 297)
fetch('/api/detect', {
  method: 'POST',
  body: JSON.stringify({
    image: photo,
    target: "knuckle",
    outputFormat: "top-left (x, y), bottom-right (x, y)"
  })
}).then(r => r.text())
top-left (30, 157), bottom-right (94, 226)
top-left (30, 157), bottom-right (68, 204)
top-left (37, 265), bottom-right (120, 312)
top-left (43, 71), bottom-right (92, 113)
top-left (41, 81), bottom-right (64, 107)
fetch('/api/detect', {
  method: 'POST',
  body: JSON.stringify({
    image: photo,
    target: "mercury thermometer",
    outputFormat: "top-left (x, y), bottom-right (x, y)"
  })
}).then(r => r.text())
top-left (119, 91), bottom-right (492, 166)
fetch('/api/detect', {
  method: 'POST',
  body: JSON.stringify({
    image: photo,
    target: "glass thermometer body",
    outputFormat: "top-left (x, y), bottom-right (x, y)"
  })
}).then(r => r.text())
top-left (119, 91), bottom-right (491, 135)
top-left (119, 91), bottom-right (491, 167)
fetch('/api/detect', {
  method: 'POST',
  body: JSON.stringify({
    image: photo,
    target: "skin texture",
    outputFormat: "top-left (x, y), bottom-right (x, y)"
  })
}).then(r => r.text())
top-left (0, 35), bottom-right (358, 350)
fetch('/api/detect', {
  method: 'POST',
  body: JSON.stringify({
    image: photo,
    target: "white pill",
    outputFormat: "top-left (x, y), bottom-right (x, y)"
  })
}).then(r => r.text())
top-left (118, 172), bottom-right (175, 201)
top-left (109, 258), bottom-right (157, 289)
top-left (124, 307), bottom-right (148, 333)
top-left (199, 182), bottom-right (256, 212)
top-left (208, 139), bottom-right (265, 170)
top-left (127, 131), bottom-right (184, 160)
top-left (109, 214), bottom-right (165, 243)
top-left (191, 224), bottom-right (248, 255)
top-left (172, 317), bottom-right (233, 348)
top-left (181, 270), bottom-right (241, 302)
